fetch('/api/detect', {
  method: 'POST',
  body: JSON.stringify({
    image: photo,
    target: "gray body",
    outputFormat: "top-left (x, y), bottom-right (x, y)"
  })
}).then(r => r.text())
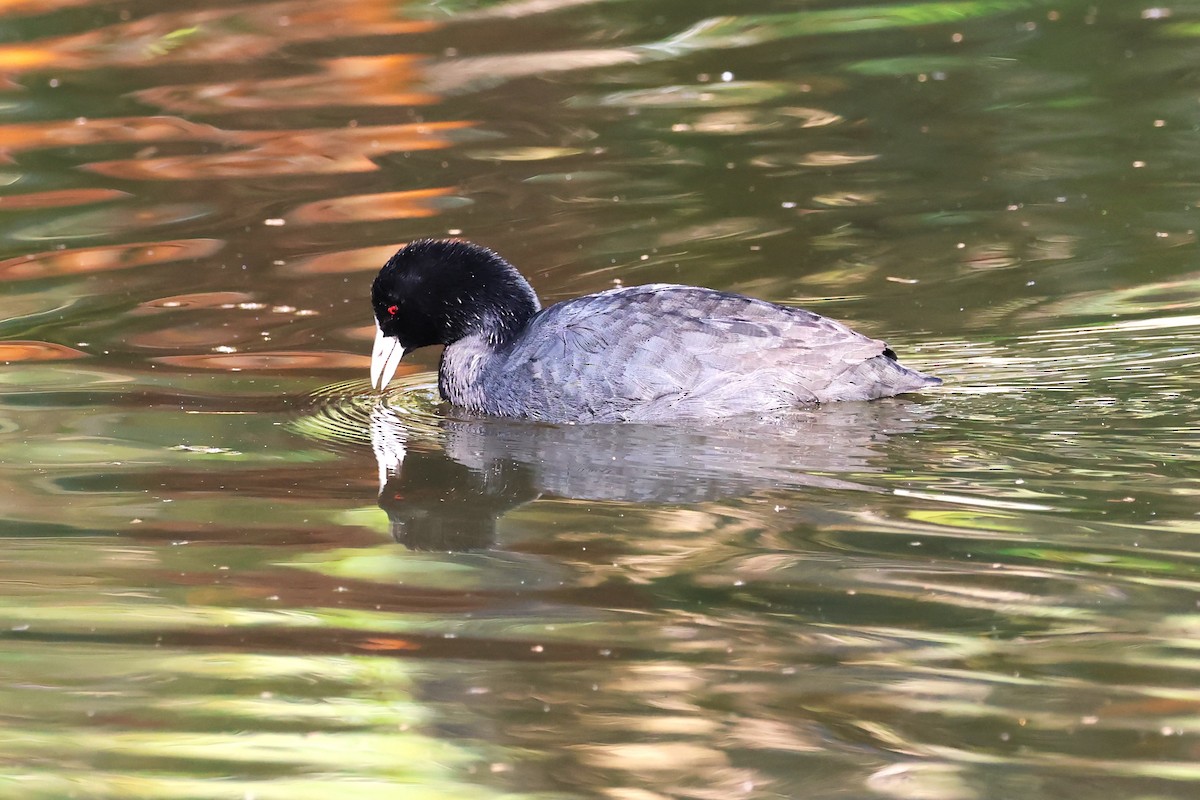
top-left (439, 283), bottom-right (939, 424)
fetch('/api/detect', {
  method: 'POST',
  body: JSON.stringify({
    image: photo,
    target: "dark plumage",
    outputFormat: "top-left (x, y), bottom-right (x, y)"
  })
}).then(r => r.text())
top-left (371, 239), bottom-right (940, 423)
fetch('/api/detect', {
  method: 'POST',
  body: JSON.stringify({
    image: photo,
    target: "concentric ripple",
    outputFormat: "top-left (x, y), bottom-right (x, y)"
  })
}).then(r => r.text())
top-left (288, 373), bottom-right (443, 450)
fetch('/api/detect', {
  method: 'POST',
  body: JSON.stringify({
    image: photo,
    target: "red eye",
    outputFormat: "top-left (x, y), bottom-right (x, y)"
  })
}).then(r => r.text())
top-left (387, 304), bottom-right (398, 316)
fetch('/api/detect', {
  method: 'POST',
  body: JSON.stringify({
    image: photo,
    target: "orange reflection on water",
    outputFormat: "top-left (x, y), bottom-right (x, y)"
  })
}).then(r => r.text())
top-left (86, 121), bottom-right (472, 180)
top-left (0, 45), bottom-right (60, 73)
top-left (0, 115), bottom-right (470, 182)
top-left (127, 325), bottom-right (254, 351)
top-left (155, 351), bottom-right (369, 371)
top-left (0, 0), bottom-right (92, 12)
top-left (0, 188), bottom-right (129, 210)
top-left (137, 55), bottom-right (436, 114)
top-left (287, 188), bottom-right (458, 225)
top-left (0, 239), bottom-right (223, 279)
top-left (282, 245), bottom-right (403, 276)
top-left (0, 0), bottom-right (468, 196)
top-left (135, 292), bottom-right (256, 313)
top-left (0, 1), bottom-right (435, 75)
top-left (0, 116), bottom-right (228, 160)
top-left (0, 341), bottom-right (87, 362)
top-left (356, 637), bottom-right (422, 652)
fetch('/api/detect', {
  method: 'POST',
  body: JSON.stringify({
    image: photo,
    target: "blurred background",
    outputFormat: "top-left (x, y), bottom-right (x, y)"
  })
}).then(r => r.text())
top-left (0, 1), bottom-right (1198, 798)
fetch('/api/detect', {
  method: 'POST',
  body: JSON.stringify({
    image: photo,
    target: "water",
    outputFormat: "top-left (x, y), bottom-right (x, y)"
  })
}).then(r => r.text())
top-left (2, 1), bottom-right (1198, 798)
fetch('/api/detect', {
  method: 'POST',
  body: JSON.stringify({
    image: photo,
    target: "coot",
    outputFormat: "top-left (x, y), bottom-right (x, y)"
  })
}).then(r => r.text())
top-left (371, 239), bottom-right (939, 423)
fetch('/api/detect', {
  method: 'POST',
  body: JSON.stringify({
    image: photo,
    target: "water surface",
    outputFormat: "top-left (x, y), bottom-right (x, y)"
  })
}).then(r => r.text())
top-left (1, 1), bottom-right (1198, 798)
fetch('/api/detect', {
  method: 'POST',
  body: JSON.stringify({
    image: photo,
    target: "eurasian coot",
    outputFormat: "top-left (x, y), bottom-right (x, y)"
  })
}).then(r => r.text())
top-left (371, 239), bottom-right (939, 423)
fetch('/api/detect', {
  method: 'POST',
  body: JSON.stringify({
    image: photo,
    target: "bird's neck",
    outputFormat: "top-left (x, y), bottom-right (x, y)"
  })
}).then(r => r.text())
top-left (481, 308), bottom-right (527, 348)
top-left (437, 273), bottom-right (541, 411)
top-left (439, 332), bottom-right (495, 412)
top-left (460, 284), bottom-right (540, 349)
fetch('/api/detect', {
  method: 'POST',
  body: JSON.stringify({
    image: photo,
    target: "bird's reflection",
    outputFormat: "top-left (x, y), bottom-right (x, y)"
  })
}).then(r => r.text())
top-left (372, 407), bottom-right (537, 550)
top-left (371, 401), bottom-right (932, 551)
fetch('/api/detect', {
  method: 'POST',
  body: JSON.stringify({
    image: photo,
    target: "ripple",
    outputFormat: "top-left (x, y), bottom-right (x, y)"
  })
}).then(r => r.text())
top-left (797, 151), bottom-right (879, 167)
top-left (579, 81), bottom-right (791, 109)
top-left (288, 375), bottom-right (443, 448)
top-left (0, 341), bottom-right (87, 362)
top-left (750, 151), bottom-right (879, 168)
top-left (643, 4), bottom-right (1038, 57)
top-left (0, 116), bottom-right (228, 156)
top-left (1021, 273), bottom-right (1200, 321)
top-left (419, 48), bottom-right (642, 96)
top-left (278, 245), bottom-right (400, 276)
top-left (927, 314), bottom-right (1200, 393)
top-left (669, 109), bottom-right (785, 135)
top-left (778, 106), bottom-right (845, 127)
top-left (655, 217), bottom-right (791, 247)
top-left (523, 170), bottom-right (623, 185)
top-left (811, 190), bottom-right (882, 207)
top-left (467, 146), bottom-right (587, 162)
top-left (154, 351), bottom-right (368, 371)
top-left (10, 203), bottom-right (214, 241)
top-left (0, 1), bottom-right (437, 76)
top-left (0, 188), bottom-right (129, 210)
top-left (85, 122), bottom-right (472, 181)
top-left (134, 291), bottom-right (255, 312)
top-left (286, 188), bottom-right (469, 225)
top-left (135, 55), bottom-right (437, 114)
top-left (0, 0), bottom-right (94, 16)
top-left (416, 0), bottom-right (614, 22)
top-left (0, 239), bottom-right (223, 280)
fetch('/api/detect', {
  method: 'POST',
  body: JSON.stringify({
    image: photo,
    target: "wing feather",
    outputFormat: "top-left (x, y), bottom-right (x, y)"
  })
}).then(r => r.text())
top-left (481, 285), bottom-right (889, 422)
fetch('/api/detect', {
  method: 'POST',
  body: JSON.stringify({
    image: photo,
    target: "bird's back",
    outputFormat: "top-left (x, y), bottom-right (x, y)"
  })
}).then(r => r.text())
top-left (452, 284), bottom-right (935, 423)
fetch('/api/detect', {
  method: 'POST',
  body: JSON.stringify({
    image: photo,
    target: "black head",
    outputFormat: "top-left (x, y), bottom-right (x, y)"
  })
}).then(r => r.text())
top-left (371, 239), bottom-right (540, 351)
